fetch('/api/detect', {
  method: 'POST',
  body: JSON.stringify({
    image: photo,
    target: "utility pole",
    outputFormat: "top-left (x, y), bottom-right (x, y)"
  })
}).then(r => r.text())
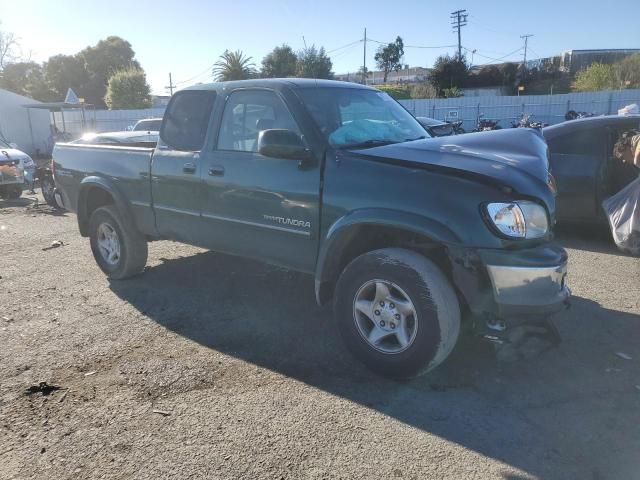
top-left (521, 34), bottom-right (533, 70)
top-left (450, 9), bottom-right (468, 60)
top-left (363, 28), bottom-right (367, 85)
top-left (165, 72), bottom-right (176, 96)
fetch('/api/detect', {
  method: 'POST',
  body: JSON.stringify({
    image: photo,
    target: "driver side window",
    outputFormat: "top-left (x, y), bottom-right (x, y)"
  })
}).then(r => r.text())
top-left (217, 90), bottom-right (300, 152)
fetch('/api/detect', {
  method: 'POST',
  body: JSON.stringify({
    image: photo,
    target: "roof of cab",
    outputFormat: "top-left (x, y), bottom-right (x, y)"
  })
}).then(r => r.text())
top-left (543, 114), bottom-right (640, 138)
top-left (182, 78), bottom-right (377, 93)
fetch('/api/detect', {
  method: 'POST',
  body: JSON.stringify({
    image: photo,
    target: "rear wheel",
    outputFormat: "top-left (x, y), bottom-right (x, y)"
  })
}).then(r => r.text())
top-left (334, 248), bottom-right (461, 378)
top-left (88, 205), bottom-right (148, 279)
top-left (40, 174), bottom-right (59, 208)
top-left (6, 185), bottom-right (22, 199)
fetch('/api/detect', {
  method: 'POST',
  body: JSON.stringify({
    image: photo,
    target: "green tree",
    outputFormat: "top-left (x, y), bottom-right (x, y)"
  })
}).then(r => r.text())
top-left (43, 54), bottom-right (89, 100)
top-left (261, 44), bottom-right (297, 78)
top-left (296, 45), bottom-right (333, 79)
top-left (613, 53), bottom-right (640, 89)
top-left (0, 61), bottom-right (53, 100)
top-left (213, 50), bottom-right (256, 81)
top-left (80, 36), bottom-right (141, 106)
top-left (374, 36), bottom-right (404, 83)
top-left (574, 62), bottom-right (616, 91)
top-left (104, 66), bottom-right (151, 110)
top-left (429, 54), bottom-right (469, 95)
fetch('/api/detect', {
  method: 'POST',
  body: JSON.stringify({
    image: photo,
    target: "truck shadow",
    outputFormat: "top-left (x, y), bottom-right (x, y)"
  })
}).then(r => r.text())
top-left (109, 250), bottom-right (640, 479)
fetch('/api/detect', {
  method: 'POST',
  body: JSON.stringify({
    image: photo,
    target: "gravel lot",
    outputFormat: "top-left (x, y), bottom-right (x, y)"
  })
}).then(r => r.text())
top-left (1, 191), bottom-right (639, 480)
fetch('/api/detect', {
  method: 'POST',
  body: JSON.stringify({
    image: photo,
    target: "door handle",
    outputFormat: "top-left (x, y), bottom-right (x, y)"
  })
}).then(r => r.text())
top-left (183, 162), bottom-right (196, 174)
top-left (209, 165), bottom-right (225, 176)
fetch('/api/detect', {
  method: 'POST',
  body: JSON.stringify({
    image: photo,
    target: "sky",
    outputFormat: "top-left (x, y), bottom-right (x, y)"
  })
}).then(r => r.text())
top-left (1, 0), bottom-right (638, 96)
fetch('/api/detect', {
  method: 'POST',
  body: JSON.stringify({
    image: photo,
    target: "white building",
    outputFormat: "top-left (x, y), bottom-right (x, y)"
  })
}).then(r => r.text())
top-left (0, 89), bottom-right (52, 156)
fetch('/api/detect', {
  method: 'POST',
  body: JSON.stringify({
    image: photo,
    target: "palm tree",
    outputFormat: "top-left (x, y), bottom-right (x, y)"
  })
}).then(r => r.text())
top-left (212, 50), bottom-right (256, 81)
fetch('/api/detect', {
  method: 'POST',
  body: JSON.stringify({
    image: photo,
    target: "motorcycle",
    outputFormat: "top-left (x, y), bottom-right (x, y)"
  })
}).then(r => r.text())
top-left (473, 115), bottom-right (502, 132)
top-left (565, 110), bottom-right (596, 121)
top-left (511, 113), bottom-right (548, 129)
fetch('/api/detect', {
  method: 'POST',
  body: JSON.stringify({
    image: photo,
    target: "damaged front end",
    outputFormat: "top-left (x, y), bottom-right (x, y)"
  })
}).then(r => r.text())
top-left (447, 243), bottom-right (570, 345)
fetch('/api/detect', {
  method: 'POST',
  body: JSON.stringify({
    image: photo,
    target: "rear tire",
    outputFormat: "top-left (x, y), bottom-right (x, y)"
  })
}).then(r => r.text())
top-left (40, 174), bottom-right (59, 208)
top-left (88, 205), bottom-right (148, 279)
top-left (6, 185), bottom-right (22, 199)
top-left (334, 248), bottom-right (460, 378)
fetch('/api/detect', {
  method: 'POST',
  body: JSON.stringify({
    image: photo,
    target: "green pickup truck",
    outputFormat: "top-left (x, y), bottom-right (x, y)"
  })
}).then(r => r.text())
top-left (52, 79), bottom-right (569, 377)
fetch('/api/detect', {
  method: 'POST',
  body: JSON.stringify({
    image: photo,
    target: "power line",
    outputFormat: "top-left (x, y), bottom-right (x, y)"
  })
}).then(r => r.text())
top-left (466, 15), bottom-right (521, 37)
top-left (327, 39), bottom-right (363, 54)
top-left (367, 38), bottom-right (456, 49)
top-left (463, 46), bottom-right (524, 64)
top-left (450, 9), bottom-right (468, 59)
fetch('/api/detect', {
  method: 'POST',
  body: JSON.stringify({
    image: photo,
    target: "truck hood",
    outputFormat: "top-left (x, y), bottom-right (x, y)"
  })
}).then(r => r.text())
top-left (352, 128), bottom-right (550, 193)
top-left (0, 148), bottom-right (33, 167)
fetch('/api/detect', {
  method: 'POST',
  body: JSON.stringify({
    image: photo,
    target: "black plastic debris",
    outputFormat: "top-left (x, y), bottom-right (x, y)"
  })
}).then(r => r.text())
top-left (25, 382), bottom-right (62, 396)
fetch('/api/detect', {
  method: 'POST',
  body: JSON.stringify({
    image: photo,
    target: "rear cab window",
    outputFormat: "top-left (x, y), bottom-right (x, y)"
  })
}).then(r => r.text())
top-left (160, 90), bottom-right (216, 151)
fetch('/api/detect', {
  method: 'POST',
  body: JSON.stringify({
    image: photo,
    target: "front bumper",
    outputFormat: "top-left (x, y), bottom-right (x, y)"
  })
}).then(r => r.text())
top-left (478, 244), bottom-right (570, 318)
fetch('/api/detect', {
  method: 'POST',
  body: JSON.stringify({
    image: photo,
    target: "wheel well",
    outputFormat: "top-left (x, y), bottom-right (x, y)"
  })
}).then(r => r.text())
top-left (318, 225), bottom-right (451, 304)
top-left (79, 186), bottom-right (114, 236)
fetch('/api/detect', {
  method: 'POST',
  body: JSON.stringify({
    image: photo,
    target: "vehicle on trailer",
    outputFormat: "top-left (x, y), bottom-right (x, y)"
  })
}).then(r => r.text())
top-left (52, 79), bottom-right (570, 377)
top-left (131, 118), bottom-right (162, 132)
top-left (543, 115), bottom-right (640, 224)
top-left (415, 117), bottom-right (465, 136)
top-left (0, 139), bottom-right (33, 199)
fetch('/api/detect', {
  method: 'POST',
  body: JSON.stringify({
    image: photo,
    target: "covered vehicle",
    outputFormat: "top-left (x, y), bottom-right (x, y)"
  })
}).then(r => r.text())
top-left (132, 118), bottom-right (162, 132)
top-left (72, 131), bottom-right (159, 148)
top-left (415, 116), bottom-right (463, 136)
top-left (543, 115), bottom-right (640, 224)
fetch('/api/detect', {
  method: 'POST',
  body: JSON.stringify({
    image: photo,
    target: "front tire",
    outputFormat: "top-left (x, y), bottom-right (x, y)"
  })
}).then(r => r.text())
top-left (334, 248), bottom-right (460, 378)
top-left (88, 205), bottom-right (148, 279)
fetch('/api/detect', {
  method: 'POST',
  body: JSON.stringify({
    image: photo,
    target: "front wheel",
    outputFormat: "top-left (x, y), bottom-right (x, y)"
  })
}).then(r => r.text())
top-left (88, 205), bottom-right (148, 279)
top-left (334, 248), bottom-right (461, 378)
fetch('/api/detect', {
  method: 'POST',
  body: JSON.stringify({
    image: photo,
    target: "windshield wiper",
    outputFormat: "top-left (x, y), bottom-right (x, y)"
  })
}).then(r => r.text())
top-left (404, 135), bottom-right (428, 142)
top-left (337, 139), bottom-right (400, 150)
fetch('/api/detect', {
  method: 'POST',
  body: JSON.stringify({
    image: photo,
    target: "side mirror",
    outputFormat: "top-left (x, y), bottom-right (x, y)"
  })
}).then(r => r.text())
top-left (258, 129), bottom-right (312, 163)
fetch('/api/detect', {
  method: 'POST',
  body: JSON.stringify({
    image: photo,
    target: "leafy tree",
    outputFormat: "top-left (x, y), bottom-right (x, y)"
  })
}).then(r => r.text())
top-left (574, 62), bottom-right (616, 91)
top-left (80, 36), bottom-right (141, 106)
top-left (374, 36), bottom-right (404, 83)
top-left (43, 54), bottom-right (88, 100)
top-left (499, 62), bottom-right (519, 87)
top-left (356, 66), bottom-right (370, 84)
top-left (429, 54), bottom-right (468, 95)
top-left (261, 44), bottom-right (297, 78)
top-left (613, 53), bottom-right (640, 89)
top-left (443, 86), bottom-right (463, 98)
top-left (0, 61), bottom-right (53, 100)
top-left (213, 50), bottom-right (256, 81)
top-left (296, 45), bottom-right (333, 79)
top-left (104, 66), bottom-right (151, 109)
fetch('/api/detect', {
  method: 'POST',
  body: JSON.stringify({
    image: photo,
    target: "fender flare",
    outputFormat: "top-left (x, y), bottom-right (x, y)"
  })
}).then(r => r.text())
top-left (77, 176), bottom-right (135, 236)
top-left (314, 208), bottom-right (462, 304)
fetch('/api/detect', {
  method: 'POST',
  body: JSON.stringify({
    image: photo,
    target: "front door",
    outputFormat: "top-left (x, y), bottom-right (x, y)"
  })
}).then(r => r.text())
top-left (151, 90), bottom-right (216, 243)
top-left (200, 89), bottom-right (320, 273)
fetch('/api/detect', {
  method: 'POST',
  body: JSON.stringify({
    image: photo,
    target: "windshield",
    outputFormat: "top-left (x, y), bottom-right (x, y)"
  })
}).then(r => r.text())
top-left (297, 87), bottom-right (429, 148)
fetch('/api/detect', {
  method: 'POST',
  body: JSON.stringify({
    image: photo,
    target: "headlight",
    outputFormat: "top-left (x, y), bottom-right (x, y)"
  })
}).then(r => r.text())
top-left (485, 201), bottom-right (548, 239)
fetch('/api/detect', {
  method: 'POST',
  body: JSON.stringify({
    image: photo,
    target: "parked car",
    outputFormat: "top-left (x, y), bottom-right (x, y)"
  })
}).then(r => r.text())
top-left (415, 117), bottom-right (464, 136)
top-left (52, 79), bottom-right (569, 377)
top-left (132, 118), bottom-right (162, 132)
top-left (543, 115), bottom-right (640, 224)
top-left (0, 139), bottom-right (33, 199)
top-left (72, 131), bottom-right (159, 148)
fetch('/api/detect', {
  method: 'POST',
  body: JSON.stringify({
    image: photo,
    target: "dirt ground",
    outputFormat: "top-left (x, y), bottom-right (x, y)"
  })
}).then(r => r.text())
top-left (1, 191), bottom-right (639, 480)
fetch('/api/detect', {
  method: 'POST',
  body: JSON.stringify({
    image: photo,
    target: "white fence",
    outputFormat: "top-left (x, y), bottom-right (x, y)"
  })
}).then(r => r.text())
top-left (52, 89), bottom-right (640, 138)
top-left (398, 89), bottom-right (640, 131)
top-left (53, 107), bottom-right (166, 137)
